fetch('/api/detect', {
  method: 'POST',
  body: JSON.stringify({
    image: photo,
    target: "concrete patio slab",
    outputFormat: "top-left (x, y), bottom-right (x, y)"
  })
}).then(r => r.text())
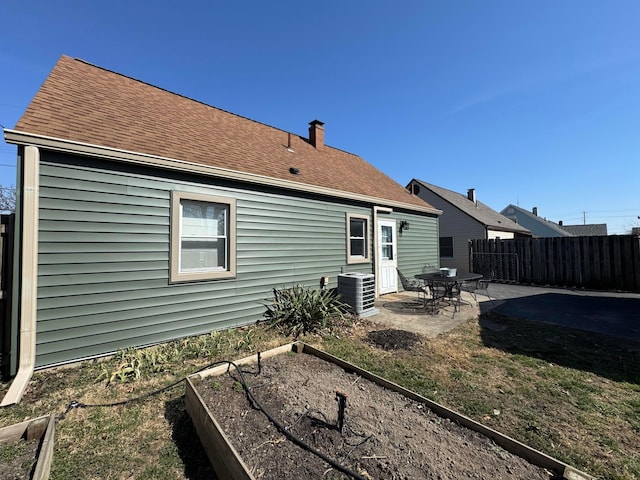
top-left (371, 291), bottom-right (481, 338)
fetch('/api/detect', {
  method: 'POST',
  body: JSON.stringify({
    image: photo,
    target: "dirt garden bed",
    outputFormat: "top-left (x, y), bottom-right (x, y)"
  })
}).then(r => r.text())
top-left (187, 343), bottom-right (592, 479)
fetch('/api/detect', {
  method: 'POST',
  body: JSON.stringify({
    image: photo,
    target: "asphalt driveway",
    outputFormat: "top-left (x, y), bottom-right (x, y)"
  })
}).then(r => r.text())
top-left (488, 284), bottom-right (640, 344)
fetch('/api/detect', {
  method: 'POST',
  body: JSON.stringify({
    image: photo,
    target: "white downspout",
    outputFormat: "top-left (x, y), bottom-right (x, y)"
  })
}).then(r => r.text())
top-left (1, 146), bottom-right (39, 406)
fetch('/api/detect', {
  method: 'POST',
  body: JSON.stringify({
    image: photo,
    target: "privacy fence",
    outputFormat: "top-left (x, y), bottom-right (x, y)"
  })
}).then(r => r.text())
top-left (469, 235), bottom-right (640, 293)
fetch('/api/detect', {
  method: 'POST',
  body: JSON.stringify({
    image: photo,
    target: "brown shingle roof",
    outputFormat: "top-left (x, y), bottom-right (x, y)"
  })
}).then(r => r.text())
top-left (14, 55), bottom-right (434, 211)
top-left (413, 180), bottom-right (531, 234)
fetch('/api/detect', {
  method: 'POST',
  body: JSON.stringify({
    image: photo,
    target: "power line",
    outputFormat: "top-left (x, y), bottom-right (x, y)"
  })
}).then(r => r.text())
top-left (555, 208), bottom-right (640, 217)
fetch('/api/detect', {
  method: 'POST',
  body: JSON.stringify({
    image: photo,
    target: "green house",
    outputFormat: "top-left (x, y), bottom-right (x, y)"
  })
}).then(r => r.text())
top-left (1, 55), bottom-right (440, 404)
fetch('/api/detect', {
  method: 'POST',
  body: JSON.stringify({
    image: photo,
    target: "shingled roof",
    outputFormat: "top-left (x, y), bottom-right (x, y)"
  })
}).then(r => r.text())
top-left (501, 204), bottom-right (573, 237)
top-left (560, 224), bottom-right (608, 236)
top-left (8, 55), bottom-right (436, 213)
top-left (412, 180), bottom-right (530, 234)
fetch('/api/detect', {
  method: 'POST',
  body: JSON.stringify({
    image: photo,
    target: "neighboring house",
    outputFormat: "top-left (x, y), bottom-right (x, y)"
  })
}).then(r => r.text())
top-left (502, 205), bottom-right (608, 237)
top-left (407, 180), bottom-right (531, 274)
top-left (1, 56), bottom-right (441, 404)
top-left (559, 223), bottom-right (607, 236)
top-left (501, 205), bottom-right (574, 238)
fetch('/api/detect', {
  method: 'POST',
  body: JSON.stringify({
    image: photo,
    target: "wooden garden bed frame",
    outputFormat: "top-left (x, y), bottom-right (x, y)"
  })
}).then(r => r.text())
top-left (0, 414), bottom-right (55, 480)
top-left (185, 342), bottom-right (594, 480)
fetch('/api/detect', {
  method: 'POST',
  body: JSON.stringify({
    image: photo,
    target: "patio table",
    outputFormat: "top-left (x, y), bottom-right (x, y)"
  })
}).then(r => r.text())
top-left (415, 272), bottom-right (483, 314)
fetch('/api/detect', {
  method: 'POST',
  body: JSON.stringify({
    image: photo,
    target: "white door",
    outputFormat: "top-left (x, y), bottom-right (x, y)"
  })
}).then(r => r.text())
top-left (377, 219), bottom-right (397, 294)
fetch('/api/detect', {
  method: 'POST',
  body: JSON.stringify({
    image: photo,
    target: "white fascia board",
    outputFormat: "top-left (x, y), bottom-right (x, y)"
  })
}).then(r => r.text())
top-left (4, 130), bottom-right (442, 216)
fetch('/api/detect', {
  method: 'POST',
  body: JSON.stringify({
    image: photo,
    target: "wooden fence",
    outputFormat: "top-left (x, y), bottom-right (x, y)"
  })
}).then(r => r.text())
top-left (469, 235), bottom-right (640, 293)
top-left (1, 213), bottom-right (14, 378)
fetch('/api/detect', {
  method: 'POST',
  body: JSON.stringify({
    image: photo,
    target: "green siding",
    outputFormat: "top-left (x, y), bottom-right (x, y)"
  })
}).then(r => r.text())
top-left (395, 210), bottom-right (440, 286)
top-left (34, 152), bottom-right (437, 367)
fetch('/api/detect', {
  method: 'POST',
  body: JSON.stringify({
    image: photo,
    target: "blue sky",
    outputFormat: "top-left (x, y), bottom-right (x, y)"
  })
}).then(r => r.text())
top-left (2, 1), bottom-right (639, 233)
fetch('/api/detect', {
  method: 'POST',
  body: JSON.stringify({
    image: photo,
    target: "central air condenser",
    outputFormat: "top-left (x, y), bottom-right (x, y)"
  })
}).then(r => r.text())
top-left (337, 272), bottom-right (378, 317)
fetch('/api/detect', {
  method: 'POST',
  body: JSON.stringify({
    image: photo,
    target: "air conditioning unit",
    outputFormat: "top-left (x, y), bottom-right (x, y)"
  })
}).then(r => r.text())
top-left (337, 272), bottom-right (378, 317)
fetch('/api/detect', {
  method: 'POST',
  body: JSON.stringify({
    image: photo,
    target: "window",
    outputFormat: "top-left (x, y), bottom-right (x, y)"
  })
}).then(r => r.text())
top-left (380, 224), bottom-right (394, 260)
top-left (439, 236), bottom-right (454, 258)
top-left (171, 191), bottom-right (236, 282)
top-left (346, 213), bottom-right (370, 264)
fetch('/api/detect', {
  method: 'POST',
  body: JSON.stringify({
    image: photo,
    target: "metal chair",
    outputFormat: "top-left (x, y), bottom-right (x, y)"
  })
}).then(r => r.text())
top-left (460, 270), bottom-right (495, 305)
top-left (427, 280), bottom-right (450, 314)
top-left (396, 268), bottom-right (429, 305)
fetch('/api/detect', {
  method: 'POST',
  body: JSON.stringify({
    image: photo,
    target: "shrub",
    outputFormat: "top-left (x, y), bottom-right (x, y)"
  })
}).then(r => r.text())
top-left (264, 285), bottom-right (349, 336)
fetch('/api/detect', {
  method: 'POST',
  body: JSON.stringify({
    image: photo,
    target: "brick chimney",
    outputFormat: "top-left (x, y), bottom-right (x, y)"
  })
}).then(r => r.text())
top-left (309, 120), bottom-right (324, 149)
top-left (467, 188), bottom-right (477, 206)
top-left (533, 207), bottom-right (538, 216)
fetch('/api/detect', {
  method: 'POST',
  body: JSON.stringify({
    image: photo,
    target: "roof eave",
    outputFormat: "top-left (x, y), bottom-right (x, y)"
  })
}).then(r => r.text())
top-left (486, 224), bottom-right (531, 235)
top-left (5, 129), bottom-right (442, 215)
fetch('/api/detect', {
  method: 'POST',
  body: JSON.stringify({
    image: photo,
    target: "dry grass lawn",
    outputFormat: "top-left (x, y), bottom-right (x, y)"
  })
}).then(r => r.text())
top-left (0, 312), bottom-right (638, 480)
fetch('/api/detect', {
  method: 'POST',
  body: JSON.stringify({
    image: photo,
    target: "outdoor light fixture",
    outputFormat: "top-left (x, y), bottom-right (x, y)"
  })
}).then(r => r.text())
top-left (400, 220), bottom-right (410, 233)
top-left (289, 167), bottom-right (299, 175)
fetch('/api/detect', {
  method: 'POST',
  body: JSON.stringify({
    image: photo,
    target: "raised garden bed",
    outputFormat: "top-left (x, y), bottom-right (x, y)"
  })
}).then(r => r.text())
top-left (185, 342), bottom-right (594, 479)
top-left (0, 414), bottom-right (55, 480)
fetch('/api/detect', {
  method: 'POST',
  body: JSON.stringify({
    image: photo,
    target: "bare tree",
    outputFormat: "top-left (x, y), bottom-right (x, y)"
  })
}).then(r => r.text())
top-left (0, 185), bottom-right (16, 212)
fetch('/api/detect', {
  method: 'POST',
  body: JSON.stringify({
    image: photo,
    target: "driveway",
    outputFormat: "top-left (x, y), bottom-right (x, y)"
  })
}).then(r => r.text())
top-left (372, 284), bottom-right (640, 344)
top-left (488, 284), bottom-right (640, 344)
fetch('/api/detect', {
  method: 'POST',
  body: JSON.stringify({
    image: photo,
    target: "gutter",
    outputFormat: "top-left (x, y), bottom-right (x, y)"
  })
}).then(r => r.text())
top-left (1, 146), bottom-right (39, 406)
top-left (4, 130), bottom-right (442, 216)
top-left (486, 223), bottom-right (530, 233)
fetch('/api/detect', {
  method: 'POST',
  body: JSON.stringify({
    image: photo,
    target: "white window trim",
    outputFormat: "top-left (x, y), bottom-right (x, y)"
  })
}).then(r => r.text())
top-left (171, 191), bottom-right (237, 282)
top-left (346, 213), bottom-right (371, 264)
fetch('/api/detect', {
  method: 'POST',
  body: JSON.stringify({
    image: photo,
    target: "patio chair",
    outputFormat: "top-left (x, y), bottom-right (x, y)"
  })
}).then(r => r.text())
top-left (396, 268), bottom-right (429, 305)
top-left (427, 280), bottom-right (450, 315)
top-left (460, 270), bottom-right (495, 305)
